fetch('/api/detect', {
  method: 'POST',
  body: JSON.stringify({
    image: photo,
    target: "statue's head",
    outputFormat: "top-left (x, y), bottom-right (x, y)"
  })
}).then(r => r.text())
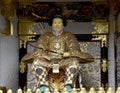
top-left (48, 15), bottom-right (67, 27)
top-left (49, 15), bottom-right (67, 36)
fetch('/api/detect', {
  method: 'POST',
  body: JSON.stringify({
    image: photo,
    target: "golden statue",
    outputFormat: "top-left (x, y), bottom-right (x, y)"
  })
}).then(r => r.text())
top-left (22, 15), bottom-right (94, 92)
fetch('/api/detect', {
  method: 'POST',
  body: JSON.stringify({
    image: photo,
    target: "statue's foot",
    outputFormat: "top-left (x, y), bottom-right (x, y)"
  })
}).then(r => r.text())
top-left (64, 84), bottom-right (72, 92)
top-left (39, 86), bottom-right (50, 93)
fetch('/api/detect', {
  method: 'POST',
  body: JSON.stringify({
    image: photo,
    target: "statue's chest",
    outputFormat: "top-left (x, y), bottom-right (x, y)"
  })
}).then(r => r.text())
top-left (48, 36), bottom-right (66, 51)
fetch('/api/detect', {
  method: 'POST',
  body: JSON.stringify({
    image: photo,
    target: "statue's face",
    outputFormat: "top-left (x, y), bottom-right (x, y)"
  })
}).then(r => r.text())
top-left (52, 18), bottom-right (64, 36)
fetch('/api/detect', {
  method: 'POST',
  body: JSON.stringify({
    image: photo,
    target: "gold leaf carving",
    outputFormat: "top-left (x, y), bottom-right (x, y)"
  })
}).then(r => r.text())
top-left (92, 20), bottom-right (108, 34)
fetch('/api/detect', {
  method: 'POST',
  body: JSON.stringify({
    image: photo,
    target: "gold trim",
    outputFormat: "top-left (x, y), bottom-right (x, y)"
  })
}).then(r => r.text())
top-left (92, 35), bottom-right (108, 46)
top-left (102, 59), bottom-right (107, 72)
top-left (19, 61), bottom-right (26, 73)
top-left (92, 20), bottom-right (109, 34)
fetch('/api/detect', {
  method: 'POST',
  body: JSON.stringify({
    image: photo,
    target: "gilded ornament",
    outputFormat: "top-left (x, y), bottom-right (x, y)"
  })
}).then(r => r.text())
top-left (19, 61), bottom-right (26, 73)
top-left (92, 35), bottom-right (107, 46)
top-left (92, 20), bottom-right (108, 34)
top-left (102, 59), bottom-right (107, 72)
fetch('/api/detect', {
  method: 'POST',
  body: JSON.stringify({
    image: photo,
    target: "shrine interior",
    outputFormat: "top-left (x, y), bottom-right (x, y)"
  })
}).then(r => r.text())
top-left (0, 0), bottom-right (120, 93)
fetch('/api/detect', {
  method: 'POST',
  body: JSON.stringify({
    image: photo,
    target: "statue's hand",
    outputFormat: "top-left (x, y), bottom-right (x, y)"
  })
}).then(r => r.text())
top-left (42, 55), bottom-right (51, 61)
top-left (63, 52), bottom-right (70, 57)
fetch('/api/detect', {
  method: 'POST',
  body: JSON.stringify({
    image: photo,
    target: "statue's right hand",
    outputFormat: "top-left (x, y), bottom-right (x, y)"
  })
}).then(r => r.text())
top-left (63, 52), bottom-right (70, 57)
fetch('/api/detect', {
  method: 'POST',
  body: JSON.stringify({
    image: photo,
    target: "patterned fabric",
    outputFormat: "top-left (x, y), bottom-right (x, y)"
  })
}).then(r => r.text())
top-left (31, 57), bottom-right (80, 90)
top-left (34, 31), bottom-right (81, 60)
top-left (65, 62), bottom-right (80, 86)
top-left (31, 59), bottom-right (49, 87)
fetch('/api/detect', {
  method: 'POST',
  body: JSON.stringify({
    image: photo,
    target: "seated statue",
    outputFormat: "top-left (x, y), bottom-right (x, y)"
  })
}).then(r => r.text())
top-left (22, 15), bottom-right (94, 92)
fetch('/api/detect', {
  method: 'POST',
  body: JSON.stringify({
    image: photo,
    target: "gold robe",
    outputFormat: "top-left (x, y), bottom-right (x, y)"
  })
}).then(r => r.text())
top-left (22, 31), bottom-right (94, 65)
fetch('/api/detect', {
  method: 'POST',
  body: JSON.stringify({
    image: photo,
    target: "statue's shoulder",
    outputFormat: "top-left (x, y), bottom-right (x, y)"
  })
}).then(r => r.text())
top-left (42, 32), bottom-right (52, 36)
top-left (63, 31), bottom-right (75, 37)
top-left (40, 32), bottom-right (52, 38)
top-left (37, 32), bottom-right (52, 41)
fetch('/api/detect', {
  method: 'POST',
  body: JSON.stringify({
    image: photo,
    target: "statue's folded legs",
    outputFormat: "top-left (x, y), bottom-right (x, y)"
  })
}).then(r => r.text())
top-left (31, 58), bottom-right (50, 93)
top-left (31, 57), bottom-right (80, 92)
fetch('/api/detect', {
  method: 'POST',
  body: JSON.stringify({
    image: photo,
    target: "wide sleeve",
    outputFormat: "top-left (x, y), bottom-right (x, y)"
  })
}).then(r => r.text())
top-left (21, 32), bottom-right (50, 63)
top-left (65, 32), bottom-right (94, 63)
top-left (65, 32), bottom-right (81, 57)
top-left (34, 32), bottom-right (49, 51)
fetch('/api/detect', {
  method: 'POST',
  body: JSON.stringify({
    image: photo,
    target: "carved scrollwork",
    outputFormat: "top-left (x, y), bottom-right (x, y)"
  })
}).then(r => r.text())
top-left (91, 20), bottom-right (108, 46)
top-left (92, 20), bottom-right (109, 34)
